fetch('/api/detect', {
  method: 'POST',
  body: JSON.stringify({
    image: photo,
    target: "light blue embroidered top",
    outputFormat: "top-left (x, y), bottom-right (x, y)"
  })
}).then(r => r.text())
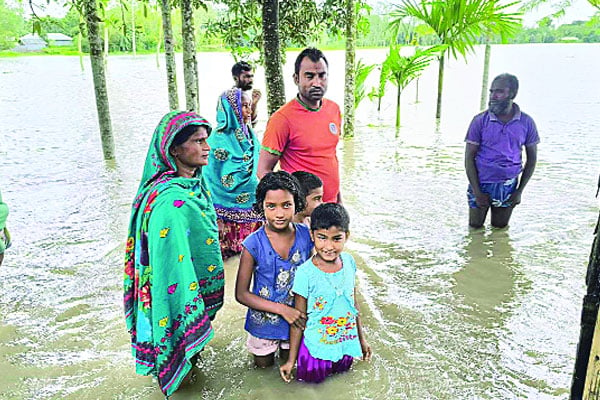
top-left (243, 223), bottom-right (313, 340)
top-left (292, 252), bottom-right (363, 361)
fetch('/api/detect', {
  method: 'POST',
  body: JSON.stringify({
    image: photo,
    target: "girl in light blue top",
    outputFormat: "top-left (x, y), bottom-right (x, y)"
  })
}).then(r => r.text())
top-left (280, 203), bottom-right (371, 383)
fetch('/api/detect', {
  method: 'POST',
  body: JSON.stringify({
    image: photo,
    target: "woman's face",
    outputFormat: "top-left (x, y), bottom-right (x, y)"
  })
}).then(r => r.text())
top-left (171, 126), bottom-right (211, 173)
top-left (241, 93), bottom-right (252, 124)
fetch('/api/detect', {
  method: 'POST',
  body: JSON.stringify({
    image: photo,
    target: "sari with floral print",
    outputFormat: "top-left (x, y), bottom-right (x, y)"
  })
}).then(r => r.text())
top-left (203, 88), bottom-right (262, 260)
top-left (124, 111), bottom-right (224, 396)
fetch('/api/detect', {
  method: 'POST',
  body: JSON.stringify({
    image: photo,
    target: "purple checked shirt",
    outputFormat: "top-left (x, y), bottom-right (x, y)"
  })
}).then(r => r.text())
top-left (465, 103), bottom-right (540, 183)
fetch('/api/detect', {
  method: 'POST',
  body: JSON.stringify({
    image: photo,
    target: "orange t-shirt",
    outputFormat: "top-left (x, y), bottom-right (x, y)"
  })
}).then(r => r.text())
top-left (261, 98), bottom-right (342, 203)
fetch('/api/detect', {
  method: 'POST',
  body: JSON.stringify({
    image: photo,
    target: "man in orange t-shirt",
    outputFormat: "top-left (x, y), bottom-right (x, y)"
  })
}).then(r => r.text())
top-left (257, 48), bottom-right (342, 203)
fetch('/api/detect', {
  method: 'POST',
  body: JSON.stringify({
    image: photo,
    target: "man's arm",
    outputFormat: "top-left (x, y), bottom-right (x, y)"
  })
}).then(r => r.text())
top-left (510, 144), bottom-right (537, 206)
top-left (465, 143), bottom-right (489, 208)
top-left (257, 149), bottom-right (280, 179)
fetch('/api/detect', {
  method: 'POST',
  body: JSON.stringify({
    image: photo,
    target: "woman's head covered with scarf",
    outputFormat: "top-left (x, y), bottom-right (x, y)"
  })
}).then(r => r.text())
top-left (133, 111), bottom-right (212, 209)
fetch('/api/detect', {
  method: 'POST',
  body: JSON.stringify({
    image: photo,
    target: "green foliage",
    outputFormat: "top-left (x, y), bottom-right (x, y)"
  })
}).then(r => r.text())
top-left (384, 44), bottom-right (445, 91)
top-left (354, 59), bottom-right (375, 108)
top-left (0, 0), bottom-right (27, 50)
top-left (382, 43), bottom-right (446, 126)
top-left (390, 0), bottom-right (522, 59)
top-left (367, 60), bottom-right (389, 112)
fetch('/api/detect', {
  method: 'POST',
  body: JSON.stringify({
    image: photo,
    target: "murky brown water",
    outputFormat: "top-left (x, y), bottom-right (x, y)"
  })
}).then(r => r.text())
top-left (0, 44), bottom-right (599, 399)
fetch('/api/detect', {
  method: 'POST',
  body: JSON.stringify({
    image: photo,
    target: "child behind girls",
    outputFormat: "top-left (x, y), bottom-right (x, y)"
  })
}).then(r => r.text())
top-left (235, 171), bottom-right (314, 367)
top-left (291, 171), bottom-right (324, 227)
top-left (280, 203), bottom-right (372, 383)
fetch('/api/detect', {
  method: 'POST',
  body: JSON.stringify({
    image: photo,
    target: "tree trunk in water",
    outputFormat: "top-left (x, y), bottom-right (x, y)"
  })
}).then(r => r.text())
top-left (103, 22), bottom-right (109, 67)
top-left (395, 86), bottom-right (401, 128)
top-left (83, 0), bottom-right (115, 160)
top-left (343, 0), bottom-right (356, 138)
top-left (156, 16), bottom-right (161, 69)
top-left (160, 0), bottom-right (179, 110)
top-left (130, 0), bottom-right (136, 56)
top-left (480, 43), bottom-right (491, 111)
top-left (262, 0), bottom-right (285, 116)
top-left (571, 207), bottom-right (600, 399)
top-left (435, 53), bottom-right (445, 119)
top-left (415, 78), bottom-right (419, 103)
top-left (181, 0), bottom-right (199, 112)
top-left (78, 15), bottom-right (84, 72)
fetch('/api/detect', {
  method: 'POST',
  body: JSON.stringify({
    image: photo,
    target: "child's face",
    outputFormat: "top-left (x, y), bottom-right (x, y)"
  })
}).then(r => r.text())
top-left (263, 189), bottom-right (295, 232)
top-left (310, 226), bottom-right (348, 262)
top-left (303, 187), bottom-right (323, 217)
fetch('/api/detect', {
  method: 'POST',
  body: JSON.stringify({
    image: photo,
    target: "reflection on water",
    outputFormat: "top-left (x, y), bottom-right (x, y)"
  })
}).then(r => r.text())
top-left (0, 44), bottom-right (599, 399)
top-left (453, 230), bottom-right (517, 322)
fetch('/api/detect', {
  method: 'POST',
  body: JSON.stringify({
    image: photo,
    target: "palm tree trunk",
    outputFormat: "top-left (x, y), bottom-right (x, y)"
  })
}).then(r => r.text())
top-left (262, 0), bottom-right (285, 115)
top-left (343, 0), bottom-right (356, 138)
top-left (103, 22), bottom-right (109, 67)
top-left (396, 86), bottom-right (401, 127)
top-left (130, 0), bottom-right (136, 56)
top-left (181, 0), bottom-right (199, 112)
top-left (160, 0), bottom-right (179, 110)
top-left (480, 42), bottom-right (491, 111)
top-left (83, 0), bottom-right (115, 160)
top-left (435, 53), bottom-right (445, 119)
top-left (155, 16), bottom-right (161, 69)
top-left (78, 15), bottom-right (84, 72)
top-left (415, 78), bottom-right (419, 103)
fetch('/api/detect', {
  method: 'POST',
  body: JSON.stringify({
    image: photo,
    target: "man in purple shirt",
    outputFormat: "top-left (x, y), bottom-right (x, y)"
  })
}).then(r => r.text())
top-left (465, 73), bottom-right (539, 228)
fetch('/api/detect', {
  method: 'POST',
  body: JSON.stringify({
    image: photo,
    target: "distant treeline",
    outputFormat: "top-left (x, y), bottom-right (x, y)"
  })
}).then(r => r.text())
top-left (1, 0), bottom-right (599, 52)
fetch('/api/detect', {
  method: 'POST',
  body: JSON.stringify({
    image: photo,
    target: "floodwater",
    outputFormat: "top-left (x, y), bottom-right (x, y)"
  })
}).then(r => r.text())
top-left (0, 44), bottom-right (599, 399)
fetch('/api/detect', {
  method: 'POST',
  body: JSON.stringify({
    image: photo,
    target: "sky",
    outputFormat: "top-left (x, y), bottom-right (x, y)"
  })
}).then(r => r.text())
top-left (19, 0), bottom-right (600, 27)
top-left (520, 0), bottom-right (598, 26)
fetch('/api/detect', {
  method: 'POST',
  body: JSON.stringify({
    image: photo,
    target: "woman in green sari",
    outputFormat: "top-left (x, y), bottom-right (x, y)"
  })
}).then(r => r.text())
top-left (204, 88), bottom-right (262, 260)
top-left (124, 111), bottom-right (224, 396)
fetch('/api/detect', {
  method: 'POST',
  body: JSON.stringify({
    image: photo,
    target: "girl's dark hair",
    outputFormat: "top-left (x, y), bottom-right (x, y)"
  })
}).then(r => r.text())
top-left (254, 171), bottom-right (306, 214)
top-left (310, 203), bottom-right (350, 233)
top-left (170, 124), bottom-right (212, 150)
top-left (291, 171), bottom-right (323, 197)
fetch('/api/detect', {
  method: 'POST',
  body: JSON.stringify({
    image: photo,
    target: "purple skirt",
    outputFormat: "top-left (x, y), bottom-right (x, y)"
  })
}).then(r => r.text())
top-left (296, 338), bottom-right (353, 383)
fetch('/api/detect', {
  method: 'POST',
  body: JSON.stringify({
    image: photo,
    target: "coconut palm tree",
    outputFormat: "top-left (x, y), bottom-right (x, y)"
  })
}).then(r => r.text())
top-left (390, 0), bottom-right (521, 119)
top-left (383, 43), bottom-right (446, 127)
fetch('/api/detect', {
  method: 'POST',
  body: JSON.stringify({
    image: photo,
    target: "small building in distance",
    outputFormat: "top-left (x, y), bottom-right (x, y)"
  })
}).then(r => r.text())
top-left (15, 33), bottom-right (47, 51)
top-left (47, 33), bottom-right (74, 47)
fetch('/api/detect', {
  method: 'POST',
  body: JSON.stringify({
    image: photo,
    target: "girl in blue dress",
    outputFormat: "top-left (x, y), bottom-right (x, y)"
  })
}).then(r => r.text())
top-left (280, 203), bottom-right (371, 383)
top-left (235, 171), bottom-right (314, 367)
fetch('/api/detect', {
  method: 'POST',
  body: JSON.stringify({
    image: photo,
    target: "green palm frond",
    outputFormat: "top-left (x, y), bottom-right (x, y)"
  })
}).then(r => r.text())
top-left (390, 0), bottom-right (522, 60)
top-left (384, 43), bottom-right (446, 90)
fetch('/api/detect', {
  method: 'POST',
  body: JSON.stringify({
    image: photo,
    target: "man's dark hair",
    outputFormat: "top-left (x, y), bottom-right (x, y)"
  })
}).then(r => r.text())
top-left (493, 73), bottom-right (519, 99)
top-left (294, 48), bottom-right (328, 76)
top-left (291, 171), bottom-right (323, 197)
top-left (310, 203), bottom-right (350, 233)
top-left (254, 171), bottom-right (306, 214)
top-left (232, 61), bottom-right (252, 77)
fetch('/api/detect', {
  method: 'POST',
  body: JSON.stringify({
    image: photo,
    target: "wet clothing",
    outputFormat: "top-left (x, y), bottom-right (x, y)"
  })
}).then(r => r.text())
top-left (465, 103), bottom-right (539, 183)
top-left (296, 337), bottom-right (353, 383)
top-left (293, 252), bottom-right (363, 364)
top-left (467, 177), bottom-right (518, 208)
top-left (261, 98), bottom-right (342, 203)
top-left (124, 111), bottom-right (224, 396)
top-left (204, 88), bottom-right (262, 259)
top-left (242, 223), bottom-right (313, 340)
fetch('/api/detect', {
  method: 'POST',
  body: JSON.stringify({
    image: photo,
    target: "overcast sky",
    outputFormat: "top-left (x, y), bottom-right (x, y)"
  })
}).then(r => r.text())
top-left (22, 0), bottom-right (600, 27)
top-left (521, 0), bottom-right (598, 26)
